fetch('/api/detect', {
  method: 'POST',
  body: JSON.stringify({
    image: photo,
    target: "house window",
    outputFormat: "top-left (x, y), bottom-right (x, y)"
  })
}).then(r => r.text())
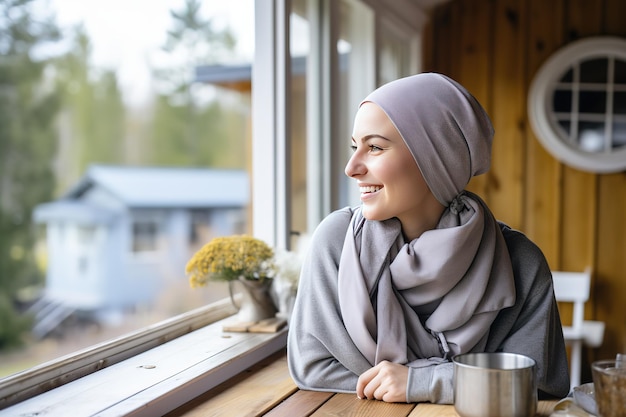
top-left (132, 221), bottom-right (158, 252)
top-left (528, 36), bottom-right (626, 173)
top-left (189, 210), bottom-right (211, 245)
top-left (77, 225), bottom-right (95, 244)
top-left (78, 255), bottom-right (89, 275)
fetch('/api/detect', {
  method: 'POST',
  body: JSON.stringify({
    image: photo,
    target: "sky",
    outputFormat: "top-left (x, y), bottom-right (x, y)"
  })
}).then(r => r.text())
top-left (47, 0), bottom-right (255, 106)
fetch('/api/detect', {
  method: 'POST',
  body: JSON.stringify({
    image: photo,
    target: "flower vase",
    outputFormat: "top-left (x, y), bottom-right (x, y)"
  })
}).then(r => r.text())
top-left (270, 276), bottom-right (297, 322)
top-left (230, 277), bottom-right (277, 323)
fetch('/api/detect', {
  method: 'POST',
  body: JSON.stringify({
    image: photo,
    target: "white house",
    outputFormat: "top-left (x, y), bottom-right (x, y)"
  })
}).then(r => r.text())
top-left (31, 165), bottom-right (249, 337)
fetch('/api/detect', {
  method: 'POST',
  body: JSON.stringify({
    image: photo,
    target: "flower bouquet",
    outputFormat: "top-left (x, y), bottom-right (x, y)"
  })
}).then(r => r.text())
top-left (186, 235), bottom-right (277, 322)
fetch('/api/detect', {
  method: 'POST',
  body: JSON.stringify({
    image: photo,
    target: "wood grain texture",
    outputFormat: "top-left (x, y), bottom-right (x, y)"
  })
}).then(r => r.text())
top-left (408, 401), bottom-right (556, 417)
top-left (489, 0), bottom-right (526, 229)
top-left (264, 390), bottom-right (334, 417)
top-left (312, 393), bottom-right (416, 416)
top-left (166, 350), bottom-right (297, 417)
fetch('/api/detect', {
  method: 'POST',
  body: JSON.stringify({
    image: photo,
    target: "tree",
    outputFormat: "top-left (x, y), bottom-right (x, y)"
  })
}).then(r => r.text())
top-left (0, 0), bottom-right (61, 349)
top-left (52, 26), bottom-right (125, 192)
top-left (148, 0), bottom-right (247, 168)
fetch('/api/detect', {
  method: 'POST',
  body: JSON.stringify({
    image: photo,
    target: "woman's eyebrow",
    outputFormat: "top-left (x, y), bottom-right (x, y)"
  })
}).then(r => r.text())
top-left (351, 134), bottom-right (392, 143)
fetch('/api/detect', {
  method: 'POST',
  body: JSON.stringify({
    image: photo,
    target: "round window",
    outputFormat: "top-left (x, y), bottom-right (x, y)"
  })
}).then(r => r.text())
top-left (528, 36), bottom-right (626, 173)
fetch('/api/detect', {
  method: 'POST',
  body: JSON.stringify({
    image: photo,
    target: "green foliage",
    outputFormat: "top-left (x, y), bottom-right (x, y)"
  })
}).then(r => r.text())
top-left (149, 91), bottom-right (248, 168)
top-left (148, 0), bottom-right (248, 169)
top-left (52, 27), bottom-right (126, 191)
top-left (0, 293), bottom-right (32, 350)
top-left (155, 0), bottom-right (237, 102)
top-left (0, 0), bottom-right (61, 348)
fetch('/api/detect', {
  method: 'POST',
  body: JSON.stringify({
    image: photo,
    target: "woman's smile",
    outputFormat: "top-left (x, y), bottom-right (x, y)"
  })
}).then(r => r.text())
top-left (359, 184), bottom-right (382, 198)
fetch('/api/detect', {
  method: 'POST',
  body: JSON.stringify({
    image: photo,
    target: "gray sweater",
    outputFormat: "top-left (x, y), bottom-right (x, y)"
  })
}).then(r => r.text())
top-left (287, 206), bottom-right (570, 403)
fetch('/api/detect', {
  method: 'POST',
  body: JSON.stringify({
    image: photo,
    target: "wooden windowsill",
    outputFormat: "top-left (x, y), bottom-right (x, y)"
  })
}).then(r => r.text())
top-left (0, 299), bottom-right (287, 417)
top-left (166, 350), bottom-right (559, 417)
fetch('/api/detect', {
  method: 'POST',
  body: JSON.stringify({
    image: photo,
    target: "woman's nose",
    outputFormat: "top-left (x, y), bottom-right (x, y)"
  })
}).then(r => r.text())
top-left (345, 151), bottom-right (365, 178)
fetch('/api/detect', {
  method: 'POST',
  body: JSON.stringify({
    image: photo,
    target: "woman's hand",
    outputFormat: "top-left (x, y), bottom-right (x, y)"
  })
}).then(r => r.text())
top-left (356, 361), bottom-right (409, 403)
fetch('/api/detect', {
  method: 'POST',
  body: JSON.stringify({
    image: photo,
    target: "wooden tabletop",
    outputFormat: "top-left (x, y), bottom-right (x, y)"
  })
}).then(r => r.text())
top-left (166, 349), bottom-right (558, 417)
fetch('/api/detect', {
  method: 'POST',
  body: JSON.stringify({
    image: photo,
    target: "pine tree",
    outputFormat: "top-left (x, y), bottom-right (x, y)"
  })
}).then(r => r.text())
top-left (0, 0), bottom-right (61, 349)
top-left (149, 0), bottom-right (247, 168)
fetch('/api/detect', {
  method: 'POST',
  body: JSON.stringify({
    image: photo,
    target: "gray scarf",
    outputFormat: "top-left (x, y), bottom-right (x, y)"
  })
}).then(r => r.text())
top-left (337, 73), bottom-right (516, 366)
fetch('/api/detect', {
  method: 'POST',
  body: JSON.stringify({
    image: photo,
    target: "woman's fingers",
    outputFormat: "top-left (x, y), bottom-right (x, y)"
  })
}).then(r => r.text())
top-left (356, 361), bottom-right (409, 402)
top-left (356, 366), bottom-right (378, 399)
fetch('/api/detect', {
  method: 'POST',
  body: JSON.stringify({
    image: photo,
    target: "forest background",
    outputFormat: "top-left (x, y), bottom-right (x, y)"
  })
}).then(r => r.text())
top-left (0, 0), bottom-right (250, 354)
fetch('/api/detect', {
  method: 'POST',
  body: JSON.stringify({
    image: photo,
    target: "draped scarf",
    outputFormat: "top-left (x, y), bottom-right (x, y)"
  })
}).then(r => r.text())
top-left (337, 191), bottom-right (516, 367)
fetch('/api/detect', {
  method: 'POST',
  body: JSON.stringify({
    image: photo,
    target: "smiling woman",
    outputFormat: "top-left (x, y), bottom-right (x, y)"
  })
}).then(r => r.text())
top-left (287, 73), bottom-right (571, 404)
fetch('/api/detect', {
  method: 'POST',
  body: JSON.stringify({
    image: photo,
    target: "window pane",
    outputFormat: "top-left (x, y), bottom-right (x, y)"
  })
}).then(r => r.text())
top-left (290, 0), bottom-right (309, 247)
top-left (614, 60), bottom-right (626, 84)
top-left (553, 89), bottom-right (572, 112)
top-left (580, 58), bottom-right (608, 83)
top-left (338, 0), bottom-right (375, 209)
top-left (614, 91), bottom-right (626, 115)
top-left (613, 122), bottom-right (626, 149)
top-left (132, 221), bottom-right (159, 252)
top-left (379, 19), bottom-right (416, 85)
top-left (0, 0), bottom-right (253, 379)
top-left (559, 67), bottom-right (574, 83)
top-left (579, 90), bottom-right (606, 114)
top-left (557, 120), bottom-right (571, 139)
top-left (578, 122), bottom-right (605, 153)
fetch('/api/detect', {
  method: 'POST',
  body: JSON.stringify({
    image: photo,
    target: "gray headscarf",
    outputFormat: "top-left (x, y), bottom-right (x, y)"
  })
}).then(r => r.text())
top-left (363, 72), bottom-right (493, 206)
top-left (337, 73), bottom-right (516, 366)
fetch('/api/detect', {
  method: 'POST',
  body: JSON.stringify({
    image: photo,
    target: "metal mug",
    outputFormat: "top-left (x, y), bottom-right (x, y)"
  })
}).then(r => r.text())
top-left (453, 352), bottom-right (537, 417)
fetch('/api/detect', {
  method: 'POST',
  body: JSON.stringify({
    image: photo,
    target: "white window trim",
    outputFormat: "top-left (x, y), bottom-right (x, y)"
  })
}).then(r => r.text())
top-left (0, 303), bottom-right (286, 416)
top-left (528, 36), bottom-right (626, 173)
top-left (252, 0), bottom-right (292, 249)
top-left (0, 298), bottom-right (239, 411)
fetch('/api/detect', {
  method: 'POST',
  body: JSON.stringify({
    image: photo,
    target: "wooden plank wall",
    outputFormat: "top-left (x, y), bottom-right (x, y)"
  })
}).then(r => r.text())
top-left (423, 0), bottom-right (626, 372)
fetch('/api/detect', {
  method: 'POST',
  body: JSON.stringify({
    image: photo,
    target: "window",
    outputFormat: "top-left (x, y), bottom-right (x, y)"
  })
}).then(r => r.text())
top-left (77, 225), bottom-right (95, 244)
top-left (253, 0), bottom-right (423, 248)
top-left (189, 210), bottom-right (211, 245)
top-left (1, 0), bottom-right (255, 389)
top-left (132, 221), bottom-right (159, 253)
top-left (528, 36), bottom-right (626, 173)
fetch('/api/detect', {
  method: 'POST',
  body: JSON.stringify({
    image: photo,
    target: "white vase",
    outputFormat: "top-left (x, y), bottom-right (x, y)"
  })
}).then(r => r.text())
top-left (270, 277), bottom-right (297, 322)
top-left (230, 277), bottom-right (277, 323)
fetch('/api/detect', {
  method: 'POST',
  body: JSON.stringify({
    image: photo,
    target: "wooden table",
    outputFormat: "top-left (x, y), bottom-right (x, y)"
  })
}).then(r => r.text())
top-left (166, 349), bottom-right (558, 417)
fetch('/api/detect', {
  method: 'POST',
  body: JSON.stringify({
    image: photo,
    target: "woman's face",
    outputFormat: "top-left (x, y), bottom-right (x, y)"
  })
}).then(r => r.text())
top-left (345, 102), bottom-right (441, 236)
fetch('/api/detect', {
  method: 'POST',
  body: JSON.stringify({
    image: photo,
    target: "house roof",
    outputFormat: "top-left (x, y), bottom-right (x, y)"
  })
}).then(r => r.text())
top-left (66, 165), bottom-right (249, 208)
top-left (33, 200), bottom-right (118, 225)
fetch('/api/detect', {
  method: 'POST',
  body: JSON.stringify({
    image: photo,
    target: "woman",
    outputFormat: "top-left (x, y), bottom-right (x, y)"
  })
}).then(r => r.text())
top-left (287, 73), bottom-right (570, 404)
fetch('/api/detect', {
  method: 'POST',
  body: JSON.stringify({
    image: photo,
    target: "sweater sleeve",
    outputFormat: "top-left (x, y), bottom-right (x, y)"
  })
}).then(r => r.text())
top-left (287, 207), bottom-right (372, 393)
top-left (406, 362), bottom-right (454, 403)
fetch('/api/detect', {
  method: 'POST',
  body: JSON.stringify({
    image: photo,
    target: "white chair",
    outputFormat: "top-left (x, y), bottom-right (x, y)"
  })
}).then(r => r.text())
top-left (552, 268), bottom-right (605, 389)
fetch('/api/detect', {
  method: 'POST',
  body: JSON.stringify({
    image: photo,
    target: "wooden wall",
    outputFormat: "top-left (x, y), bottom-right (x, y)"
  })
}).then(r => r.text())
top-left (423, 0), bottom-right (626, 376)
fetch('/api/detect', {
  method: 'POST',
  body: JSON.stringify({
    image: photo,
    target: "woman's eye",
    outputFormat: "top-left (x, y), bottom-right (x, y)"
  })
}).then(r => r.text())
top-left (369, 144), bottom-right (383, 152)
top-left (350, 145), bottom-right (357, 152)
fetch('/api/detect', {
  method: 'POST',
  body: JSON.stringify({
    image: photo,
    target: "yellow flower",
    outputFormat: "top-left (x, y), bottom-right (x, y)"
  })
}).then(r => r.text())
top-left (186, 235), bottom-right (275, 288)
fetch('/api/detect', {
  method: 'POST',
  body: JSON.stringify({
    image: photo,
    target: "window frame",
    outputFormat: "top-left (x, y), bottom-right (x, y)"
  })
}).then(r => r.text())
top-left (0, 299), bottom-right (237, 410)
top-left (528, 36), bottom-right (626, 173)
